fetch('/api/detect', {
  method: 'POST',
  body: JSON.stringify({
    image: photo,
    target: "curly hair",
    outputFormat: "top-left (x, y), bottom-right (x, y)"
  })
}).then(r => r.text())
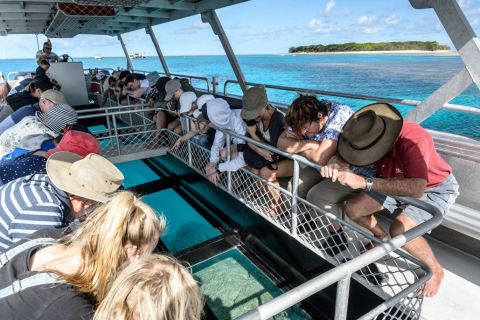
top-left (284, 96), bottom-right (330, 132)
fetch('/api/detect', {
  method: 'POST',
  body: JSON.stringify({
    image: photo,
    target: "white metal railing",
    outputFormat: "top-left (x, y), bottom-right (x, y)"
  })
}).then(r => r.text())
top-left (223, 79), bottom-right (480, 116)
top-left (78, 103), bottom-right (441, 320)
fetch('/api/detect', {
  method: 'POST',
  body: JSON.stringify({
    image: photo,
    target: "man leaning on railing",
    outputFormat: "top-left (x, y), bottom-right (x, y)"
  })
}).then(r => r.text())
top-left (313, 103), bottom-right (459, 297)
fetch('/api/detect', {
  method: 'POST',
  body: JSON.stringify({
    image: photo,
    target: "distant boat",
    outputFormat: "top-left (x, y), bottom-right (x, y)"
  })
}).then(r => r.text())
top-left (129, 52), bottom-right (146, 59)
top-left (94, 55), bottom-right (103, 60)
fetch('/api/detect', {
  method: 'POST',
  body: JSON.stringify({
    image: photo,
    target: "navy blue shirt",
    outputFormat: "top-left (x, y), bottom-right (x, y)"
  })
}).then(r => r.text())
top-left (11, 103), bottom-right (41, 123)
top-left (0, 153), bottom-right (47, 186)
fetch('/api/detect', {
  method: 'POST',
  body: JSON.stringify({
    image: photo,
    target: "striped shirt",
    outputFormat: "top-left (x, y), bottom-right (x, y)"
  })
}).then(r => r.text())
top-left (0, 174), bottom-right (71, 251)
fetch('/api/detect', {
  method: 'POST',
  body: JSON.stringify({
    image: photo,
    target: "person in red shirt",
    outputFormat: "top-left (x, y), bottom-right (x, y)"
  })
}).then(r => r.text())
top-left (319, 103), bottom-right (459, 297)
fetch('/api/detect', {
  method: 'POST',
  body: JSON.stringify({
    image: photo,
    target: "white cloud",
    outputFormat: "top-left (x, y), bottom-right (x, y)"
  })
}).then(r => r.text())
top-left (358, 15), bottom-right (376, 25)
top-left (385, 14), bottom-right (401, 25)
top-left (325, 0), bottom-right (336, 14)
top-left (309, 18), bottom-right (333, 33)
top-left (362, 27), bottom-right (380, 34)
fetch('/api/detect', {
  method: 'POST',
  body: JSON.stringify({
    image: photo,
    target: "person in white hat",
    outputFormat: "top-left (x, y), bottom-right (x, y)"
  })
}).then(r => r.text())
top-left (316, 102), bottom-right (459, 297)
top-left (204, 98), bottom-right (247, 185)
top-left (0, 151), bottom-right (124, 251)
top-left (172, 94), bottom-right (215, 150)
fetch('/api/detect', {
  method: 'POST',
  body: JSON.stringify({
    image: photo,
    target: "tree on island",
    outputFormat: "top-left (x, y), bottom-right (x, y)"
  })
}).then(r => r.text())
top-left (288, 41), bottom-right (450, 53)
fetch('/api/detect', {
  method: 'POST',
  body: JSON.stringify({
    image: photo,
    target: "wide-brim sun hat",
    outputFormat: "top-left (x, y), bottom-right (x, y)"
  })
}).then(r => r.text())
top-left (194, 94), bottom-right (215, 119)
top-left (241, 86), bottom-right (268, 120)
top-left (337, 103), bottom-right (403, 166)
top-left (46, 151), bottom-right (124, 203)
top-left (37, 103), bottom-right (78, 135)
top-left (206, 98), bottom-right (231, 128)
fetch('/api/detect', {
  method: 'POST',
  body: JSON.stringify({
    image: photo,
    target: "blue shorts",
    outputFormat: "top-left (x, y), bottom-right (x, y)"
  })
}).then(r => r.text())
top-left (367, 174), bottom-right (459, 225)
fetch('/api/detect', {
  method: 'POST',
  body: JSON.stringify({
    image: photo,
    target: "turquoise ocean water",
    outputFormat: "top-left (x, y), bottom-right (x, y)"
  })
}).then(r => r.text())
top-left (1, 54), bottom-right (479, 138)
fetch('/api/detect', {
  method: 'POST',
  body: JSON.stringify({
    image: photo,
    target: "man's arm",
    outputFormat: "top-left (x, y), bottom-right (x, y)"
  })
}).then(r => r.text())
top-left (321, 164), bottom-right (427, 198)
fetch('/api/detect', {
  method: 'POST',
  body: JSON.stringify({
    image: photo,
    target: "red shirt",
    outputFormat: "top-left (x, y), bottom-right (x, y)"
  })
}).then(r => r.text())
top-left (375, 122), bottom-right (452, 188)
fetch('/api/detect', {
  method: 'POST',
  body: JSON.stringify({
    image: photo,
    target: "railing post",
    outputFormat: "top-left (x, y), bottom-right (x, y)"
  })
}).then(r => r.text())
top-left (334, 277), bottom-right (351, 320)
top-left (145, 25), bottom-right (170, 76)
top-left (111, 112), bottom-right (121, 157)
top-left (117, 34), bottom-right (133, 72)
top-left (201, 10), bottom-right (247, 94)
top-left (212, 76), bottom-right (218, 94)
top-left (406, 0), bottom-right (480, 122)
top-left (226, 133), bottom-right (232, 192)
top-left (186, 118), bottom-right (192, 166)
top-left (290, 160), bottom-right (300, 235)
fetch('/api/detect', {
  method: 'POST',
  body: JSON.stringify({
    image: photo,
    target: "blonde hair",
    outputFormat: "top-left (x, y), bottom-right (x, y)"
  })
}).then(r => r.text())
top-left (93, 254), bottom-right (203, 320)
top-left (55, 191), bottom-right (166, 302)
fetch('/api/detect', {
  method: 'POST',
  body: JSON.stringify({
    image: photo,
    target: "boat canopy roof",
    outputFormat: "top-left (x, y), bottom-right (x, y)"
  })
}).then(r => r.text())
top-left (0, 0), bottom-right (248, 37)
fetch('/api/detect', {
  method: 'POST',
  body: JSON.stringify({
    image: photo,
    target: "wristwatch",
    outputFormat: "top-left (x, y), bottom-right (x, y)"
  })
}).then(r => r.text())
top-left (365, 177), bottom-right (374, 191)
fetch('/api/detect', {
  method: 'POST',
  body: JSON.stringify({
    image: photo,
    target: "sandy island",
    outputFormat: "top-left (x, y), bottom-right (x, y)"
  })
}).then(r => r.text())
top-left (292, 50), bottom-right (457, 56)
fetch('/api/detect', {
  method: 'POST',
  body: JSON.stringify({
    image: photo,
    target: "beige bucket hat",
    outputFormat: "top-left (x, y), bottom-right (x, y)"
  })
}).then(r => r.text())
top-left (338, 103), bottom-right (403, 166)
top-left (46, 151), bottom-right (124, 203)
top-left (241, 86), bottom-right (268, 120)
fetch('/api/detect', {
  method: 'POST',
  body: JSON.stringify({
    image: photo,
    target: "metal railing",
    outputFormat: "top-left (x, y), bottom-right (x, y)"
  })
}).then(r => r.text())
top-left (79, 102), bottom-right (439, 320)
top-left (134, 69), bottom-right (211, 93)
top-left (223, 79), bottom-right (480, 115)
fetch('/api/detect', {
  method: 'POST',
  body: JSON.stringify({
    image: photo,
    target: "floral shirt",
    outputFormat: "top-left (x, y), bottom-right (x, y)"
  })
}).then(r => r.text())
top-left (308, 100), bottom-right (353, 142)
top-left (307, 100), bottom-right (377, 177)
top-left (0, 116), bottom-right (56, 158)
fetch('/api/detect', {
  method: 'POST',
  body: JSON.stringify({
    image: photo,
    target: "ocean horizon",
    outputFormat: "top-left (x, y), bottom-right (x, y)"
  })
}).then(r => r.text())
top-left (1, 54), bottom-right (479, 138)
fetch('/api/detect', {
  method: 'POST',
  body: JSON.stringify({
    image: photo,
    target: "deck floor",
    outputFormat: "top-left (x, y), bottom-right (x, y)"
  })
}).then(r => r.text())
top-left (421, 237), bottom-right (480, 320)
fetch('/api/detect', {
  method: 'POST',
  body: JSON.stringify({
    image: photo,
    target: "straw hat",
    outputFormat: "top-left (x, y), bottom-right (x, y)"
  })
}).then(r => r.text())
top-left (337, 103), bottom-right (403, 166)
top-left (46, 151), bottom-right (124, 203)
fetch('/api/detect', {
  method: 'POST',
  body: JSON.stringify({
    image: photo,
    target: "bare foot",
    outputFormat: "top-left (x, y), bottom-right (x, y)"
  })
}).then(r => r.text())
top-left (423, 267), bottom-right (444, 297)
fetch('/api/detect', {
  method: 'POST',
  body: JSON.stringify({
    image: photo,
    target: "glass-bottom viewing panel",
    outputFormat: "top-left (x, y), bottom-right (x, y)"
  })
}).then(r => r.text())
top-left (115, 160), bottom-right (159, 188)
top-left (143, 189), bottom-right (221, 253)
top-left (193, 248), bottom-right (311, 320)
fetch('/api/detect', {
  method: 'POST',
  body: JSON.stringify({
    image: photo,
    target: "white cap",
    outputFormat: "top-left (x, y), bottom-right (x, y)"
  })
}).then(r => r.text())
top-left (207, 98), bottom-right (231, 128)
top-left (179, 92), bottom-right (197, 114)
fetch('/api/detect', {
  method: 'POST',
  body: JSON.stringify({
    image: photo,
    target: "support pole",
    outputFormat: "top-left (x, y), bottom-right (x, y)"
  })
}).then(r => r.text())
top-left (117, 34), bottom-right (133, 71)
top-left (406, 0), bottom-right (480, 122)
top-left (145, 25), bottom-right (170, 76)
top-left (201, 10), bottom-right (247, 94)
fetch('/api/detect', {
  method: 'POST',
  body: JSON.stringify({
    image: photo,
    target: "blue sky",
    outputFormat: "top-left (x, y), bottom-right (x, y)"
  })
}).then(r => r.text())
top-left (0, 0), bottom-right (479, 58)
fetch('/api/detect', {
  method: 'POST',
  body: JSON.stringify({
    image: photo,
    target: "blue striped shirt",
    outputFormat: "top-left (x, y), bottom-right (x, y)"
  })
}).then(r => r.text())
top-left (0, 174), bottom-right (71, 251)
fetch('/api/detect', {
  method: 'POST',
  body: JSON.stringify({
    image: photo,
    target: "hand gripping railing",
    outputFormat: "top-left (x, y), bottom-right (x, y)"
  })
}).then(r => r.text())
top-left (223, 79), bottom-right (480, 116)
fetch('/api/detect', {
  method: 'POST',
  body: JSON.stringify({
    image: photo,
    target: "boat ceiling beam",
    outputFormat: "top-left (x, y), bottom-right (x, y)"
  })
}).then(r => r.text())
top-left (201, 9), bottom-right (247, 94)
top-left (0, 3), bottom-right (52, 13)
top-left (117, 34), bottom-right (134, 71)
top-left (145, 25), bottom-right (170, 76)
top-left (119, 8), bottom-right (170, 19)
top-left (0, 12), bottom-right (50, 20)
top-left (142, 0), bottom-right (195, 11)
top-left (406, 0), bottom-right (480, 123)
